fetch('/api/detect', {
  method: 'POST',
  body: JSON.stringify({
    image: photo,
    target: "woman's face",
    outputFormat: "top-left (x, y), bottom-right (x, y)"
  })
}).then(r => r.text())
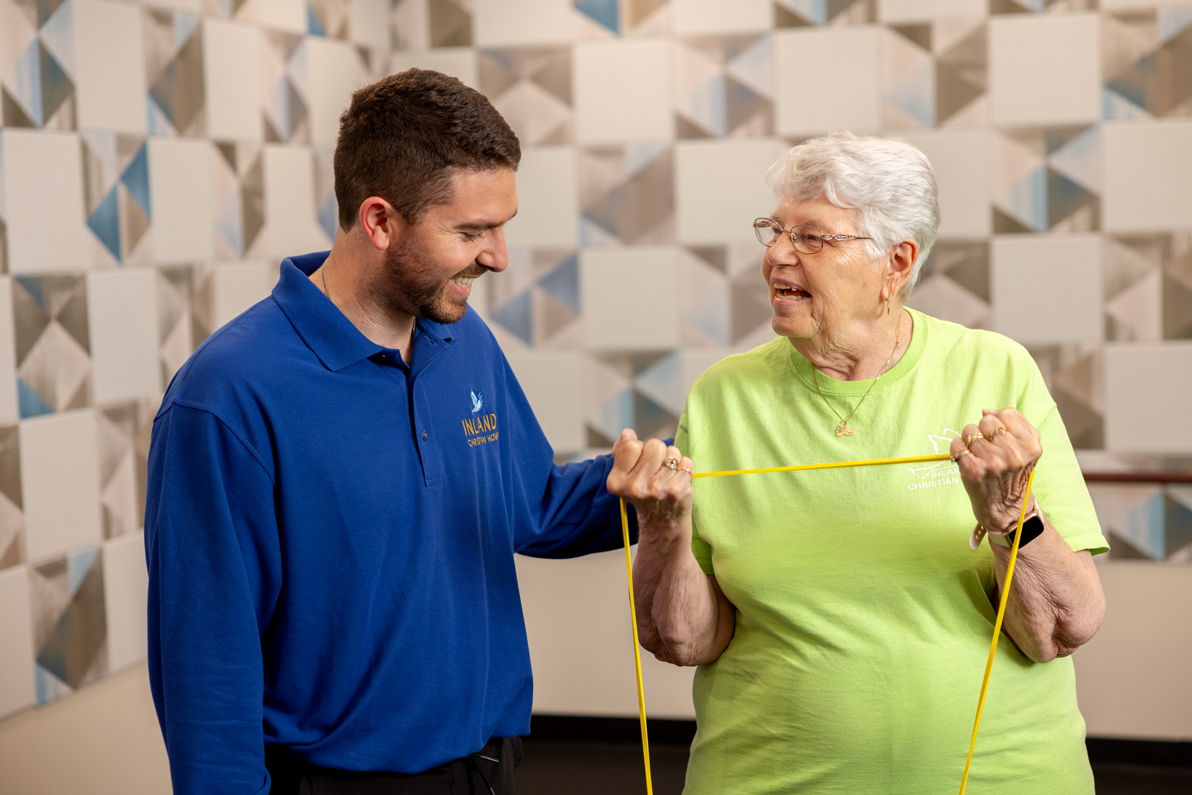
top-left (762, 195), bottom-right (884, 346)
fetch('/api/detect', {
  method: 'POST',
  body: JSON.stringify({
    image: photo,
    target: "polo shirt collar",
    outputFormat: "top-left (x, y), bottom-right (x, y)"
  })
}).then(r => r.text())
top-left (273, 251), bottom-right (459, 372)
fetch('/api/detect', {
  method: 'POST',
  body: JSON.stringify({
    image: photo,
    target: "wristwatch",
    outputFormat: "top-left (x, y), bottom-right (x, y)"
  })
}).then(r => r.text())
top-left (986, 507), bottom-right (1044, 549)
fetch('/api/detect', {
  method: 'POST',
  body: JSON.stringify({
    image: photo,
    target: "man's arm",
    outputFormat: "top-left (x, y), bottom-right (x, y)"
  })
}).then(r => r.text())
top-left (498, 354), bottom-right (647, 558)
top-left (145, 403), bottom-right (281, 795)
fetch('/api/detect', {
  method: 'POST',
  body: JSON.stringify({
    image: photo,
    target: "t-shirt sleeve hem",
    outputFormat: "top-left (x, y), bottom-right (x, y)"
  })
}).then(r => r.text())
top-left (1058, 532), bottom-right (1110, 556)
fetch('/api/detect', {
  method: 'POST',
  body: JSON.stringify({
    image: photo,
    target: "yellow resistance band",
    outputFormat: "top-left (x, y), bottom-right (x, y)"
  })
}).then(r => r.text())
top-left (617, 454), bottom-right (1037, 795)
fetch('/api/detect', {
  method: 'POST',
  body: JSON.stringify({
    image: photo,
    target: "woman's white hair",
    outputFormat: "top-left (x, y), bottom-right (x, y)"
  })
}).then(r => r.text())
top-left (766, 131), bottom-right (940, 298)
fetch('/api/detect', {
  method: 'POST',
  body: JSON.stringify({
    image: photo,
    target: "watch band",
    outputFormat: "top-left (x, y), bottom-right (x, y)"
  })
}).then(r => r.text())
top-left (987, 508), bottom-right (1044, 549)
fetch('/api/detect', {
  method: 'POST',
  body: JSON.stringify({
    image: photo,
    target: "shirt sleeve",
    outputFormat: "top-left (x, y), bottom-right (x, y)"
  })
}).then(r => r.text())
top-left (144, 403), bottom-right (282, 795)
top-left (496, 357), bottom-right (642, 558)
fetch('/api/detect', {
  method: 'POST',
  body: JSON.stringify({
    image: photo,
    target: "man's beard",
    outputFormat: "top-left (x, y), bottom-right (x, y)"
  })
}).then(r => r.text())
top-left (383, 241), bottom-right (472, 325)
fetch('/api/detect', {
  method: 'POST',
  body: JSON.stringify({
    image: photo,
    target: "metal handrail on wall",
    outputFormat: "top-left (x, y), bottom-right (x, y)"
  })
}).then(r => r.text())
top-left (1082, 472), bottom-right (1192, 484)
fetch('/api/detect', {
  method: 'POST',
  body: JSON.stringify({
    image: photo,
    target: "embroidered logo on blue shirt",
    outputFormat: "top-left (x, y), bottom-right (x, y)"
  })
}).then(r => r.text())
top-left (470, 391), bottom-right (484, 414)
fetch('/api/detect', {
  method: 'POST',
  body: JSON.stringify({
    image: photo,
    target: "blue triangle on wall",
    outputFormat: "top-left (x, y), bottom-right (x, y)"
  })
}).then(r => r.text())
top-left (38, 41), bottom-right (73, 124)
top-left (491, 290), bottom-right (533, 345)
top-left (16, 277), bottom-right (46, 309)
top-left (121, 143), bottom-right (151, 218)
top-left (87, 186), bottom-right (121, 261)
top-left (18, 378), bottom-right (54, 418)
top-left (307, 3), bottom-right (326, 36)
top-left (318, 194), bottom-right (338, 244)
top-left (538, 255), bottom-right (579, 313)
top-left (575, 0), bottom-right (618, 33)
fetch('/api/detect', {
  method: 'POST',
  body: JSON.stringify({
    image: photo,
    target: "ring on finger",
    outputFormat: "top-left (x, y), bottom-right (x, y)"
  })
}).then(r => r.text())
top-left (964, 432), bottom-right (984, 445)
top-left (951, 449), bottom-right (972, 464)
top-left (990, 426), bottom-right (1007, 438)
top-left (662, 457), bottom-right (679, 470)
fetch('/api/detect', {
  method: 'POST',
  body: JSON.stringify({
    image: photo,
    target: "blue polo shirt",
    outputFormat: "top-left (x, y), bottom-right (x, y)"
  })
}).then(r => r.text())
top-left (145, 252), bottom-right (635, 795)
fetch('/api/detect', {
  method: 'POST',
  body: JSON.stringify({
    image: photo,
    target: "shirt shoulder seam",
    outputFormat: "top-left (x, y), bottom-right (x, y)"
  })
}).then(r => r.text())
top-left (165, 400), bottom-right (277, 485)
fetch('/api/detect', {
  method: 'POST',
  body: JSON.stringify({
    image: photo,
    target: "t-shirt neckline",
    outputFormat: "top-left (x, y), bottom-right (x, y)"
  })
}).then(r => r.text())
top-left (787, 307), bottom-right (928, 397)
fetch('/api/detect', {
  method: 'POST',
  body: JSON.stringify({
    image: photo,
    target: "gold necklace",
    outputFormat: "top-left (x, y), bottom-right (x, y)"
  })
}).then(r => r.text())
top-left (813, 311), bottom-right (902, 438)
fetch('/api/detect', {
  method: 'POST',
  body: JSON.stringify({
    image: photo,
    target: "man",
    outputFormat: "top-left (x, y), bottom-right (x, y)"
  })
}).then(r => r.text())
top-left (145, 70), bottom-right (639, 795)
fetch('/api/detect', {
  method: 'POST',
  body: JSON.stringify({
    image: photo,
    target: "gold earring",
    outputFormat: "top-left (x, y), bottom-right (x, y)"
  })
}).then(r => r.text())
top-left (886, 299), bottom-right (891, 316)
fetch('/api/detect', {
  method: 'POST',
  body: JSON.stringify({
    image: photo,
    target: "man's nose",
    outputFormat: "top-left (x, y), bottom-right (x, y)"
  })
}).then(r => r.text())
top-left (479, 227), bottom-right (508, 272)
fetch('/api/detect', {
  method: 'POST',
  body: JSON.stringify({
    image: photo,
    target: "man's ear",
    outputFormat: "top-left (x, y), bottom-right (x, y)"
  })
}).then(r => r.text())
top-left (359, 197), bottom-right (403, 251)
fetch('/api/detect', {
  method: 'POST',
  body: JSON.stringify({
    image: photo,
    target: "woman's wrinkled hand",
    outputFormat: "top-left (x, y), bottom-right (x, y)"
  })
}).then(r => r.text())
top-left (606, 429), bottom-right (694, 527)
top-left (949, 408), bottom-right (1041, 536)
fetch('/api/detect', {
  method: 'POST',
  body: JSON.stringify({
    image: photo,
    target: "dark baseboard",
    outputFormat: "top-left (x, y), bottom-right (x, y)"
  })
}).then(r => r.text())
top-left (1087, 737), bottom-right (1192, 768)
top-left (529, 715), bottom-right (696, 745)
top-left (529, 716), bottom-right (1192, 768)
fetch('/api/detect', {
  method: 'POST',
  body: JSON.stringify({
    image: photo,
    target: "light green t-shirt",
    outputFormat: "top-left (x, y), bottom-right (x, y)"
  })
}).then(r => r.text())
top-left (676, 309), bottom-right (1107, 795)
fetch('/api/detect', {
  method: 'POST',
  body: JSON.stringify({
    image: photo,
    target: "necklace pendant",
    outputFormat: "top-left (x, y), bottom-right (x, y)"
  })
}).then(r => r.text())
top-left (835, 423), bottom-right (855, 437)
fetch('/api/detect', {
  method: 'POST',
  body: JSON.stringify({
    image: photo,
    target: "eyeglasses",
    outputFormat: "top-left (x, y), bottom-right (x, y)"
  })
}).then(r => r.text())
top-left (752, 218), bottom-right (873, 255)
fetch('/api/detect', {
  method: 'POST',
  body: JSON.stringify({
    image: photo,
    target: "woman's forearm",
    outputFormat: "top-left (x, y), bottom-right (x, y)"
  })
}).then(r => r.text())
top-left (633, 515), bottom-right (734, 666)
top-left (992, 509), bottom-right (1105, 663)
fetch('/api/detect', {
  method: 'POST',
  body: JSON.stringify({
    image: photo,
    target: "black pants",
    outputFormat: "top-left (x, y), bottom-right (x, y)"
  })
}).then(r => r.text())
top-left (265, 737), bottom-right (522, 795)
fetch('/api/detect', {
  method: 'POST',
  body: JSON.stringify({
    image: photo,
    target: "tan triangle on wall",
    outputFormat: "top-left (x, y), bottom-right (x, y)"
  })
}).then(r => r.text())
top-left (242, 154), bottom-right (266, 253)
top-left (1162, 273), bottom-right (1192, 339)
top-left (529, 47), bottom-right (572, 105)
top-left (119, 185), bottom-right (152, 259)
top-left (1055, 387), bottom-right (1103, 449)
top-left (533, 290), bottom-right (579, 344)
top-left (1054, 349), bottom-right (1104, 413)
top-left (1106, 268), bottom-right (1162, 341)
top-left (675, 112), bottom-right (714, 140)
top-left (626, 0), bottom-right (667, 29)
top-left (115, 136), bottom-right (143, 175)
top-left (775, 3), bottom-right (812, 28)
top-left (936, 69), bottom-right (984, 127)
top-left (0, 533), bottom-right (23, 570)
top-left (42, 92), bottom-right (75, 131)
top-left (170, 29), bottom-right (207, 136)
top-left (0, 427), bottom-right (23, 511)
top-left (1, 87), bottom-right (35, 127)
top-left (430, 0), bottom-right (471, 47)
top-left (890, 24), bottom-right (931, 53)
top-left (1153, 30), bottom-right (1192, 116)
top-left (992, 208), bottom-right (1035, 235)
top-left (828, 0), bottom-right (874, 25)
top-left (478, 50), bottom-right (521, 98)
top-left (934, 18), bottom-right (984, 57)
top-left (1101, 11), bottom-right (1157, 81)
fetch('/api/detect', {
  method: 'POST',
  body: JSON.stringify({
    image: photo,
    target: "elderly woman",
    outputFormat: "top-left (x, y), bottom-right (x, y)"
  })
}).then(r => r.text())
top-left (607, 132), bottom-right (1107, 794)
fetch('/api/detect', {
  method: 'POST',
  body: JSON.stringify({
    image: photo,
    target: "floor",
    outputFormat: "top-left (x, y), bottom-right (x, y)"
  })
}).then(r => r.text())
top-left (515, 739), bottom-right (1192, 795)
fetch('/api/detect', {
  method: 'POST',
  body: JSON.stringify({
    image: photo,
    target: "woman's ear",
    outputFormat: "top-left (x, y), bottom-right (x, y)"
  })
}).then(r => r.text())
top-left (886, 239), bottom-right (918, 300)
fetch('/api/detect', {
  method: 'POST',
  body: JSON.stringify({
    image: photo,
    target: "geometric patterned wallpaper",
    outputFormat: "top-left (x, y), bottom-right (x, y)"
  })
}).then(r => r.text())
top-left (1, 0), bottom-right (1191, 722)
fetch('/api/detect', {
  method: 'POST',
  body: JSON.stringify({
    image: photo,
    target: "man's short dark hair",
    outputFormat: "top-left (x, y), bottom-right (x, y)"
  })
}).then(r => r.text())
top-left (334, 69), bottom-right (521, 230)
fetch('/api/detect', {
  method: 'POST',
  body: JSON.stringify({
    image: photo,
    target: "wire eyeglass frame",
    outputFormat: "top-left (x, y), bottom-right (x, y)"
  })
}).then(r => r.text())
top-left (753, 217), bottom-right (873, 255)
